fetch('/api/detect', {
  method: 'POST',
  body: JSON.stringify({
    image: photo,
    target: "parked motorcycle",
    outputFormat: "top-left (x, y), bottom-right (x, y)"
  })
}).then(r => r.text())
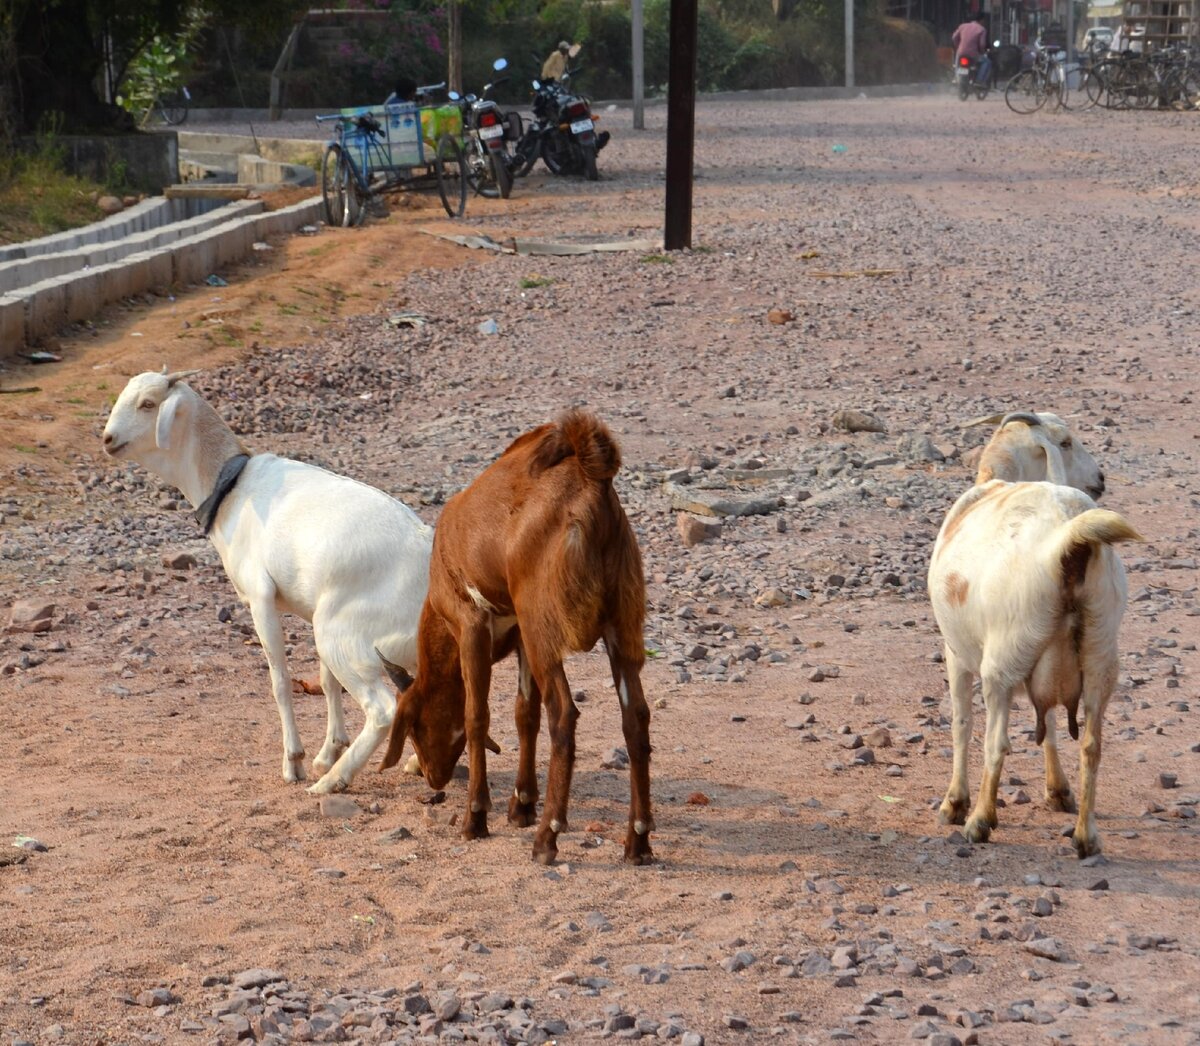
top-left (514, 67), bottom-right (609, 181)
top-left (449, 58), bottom-right (513, 199)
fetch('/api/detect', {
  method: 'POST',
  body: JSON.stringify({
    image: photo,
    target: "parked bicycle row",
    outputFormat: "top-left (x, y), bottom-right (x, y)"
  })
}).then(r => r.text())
top-left (955, 36), bottom-right (1200, 115)
top-left (315, 54), bottom-right (609, 227)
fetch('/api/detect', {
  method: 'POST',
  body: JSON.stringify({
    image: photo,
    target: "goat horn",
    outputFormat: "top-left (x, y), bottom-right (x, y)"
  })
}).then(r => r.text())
top-left (998, 411), bottom-right (1043, 428)
top-left (959, 413), bottom-right (1005, 429)
top-left (165, 369), bottom-right (201, 387)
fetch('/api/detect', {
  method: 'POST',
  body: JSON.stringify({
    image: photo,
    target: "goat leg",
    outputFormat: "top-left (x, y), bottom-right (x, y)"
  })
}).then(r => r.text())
top-left (531, 660), bottom-right (578, 865)
top-left (460, 623), bottom-right (495, 841)
top-left (938, 648), bottom-right (973, 826)
top-left (507, 645), bottom-right (542, 828)
top-left (249, 597), bottom-right (307, 783)
top-left (1039, 707), bottom-right (1077, 814)
top-left (964, 679), bottom-right (1011, 844)
top-left (607, 635), bottom-right (654, 864)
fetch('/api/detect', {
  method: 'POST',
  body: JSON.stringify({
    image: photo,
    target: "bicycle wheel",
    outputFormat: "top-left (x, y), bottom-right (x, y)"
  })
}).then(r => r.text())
top-left (1005, 69), bottom-right (1051, 114)
top-left (490, 150), bottom-right (512, 199)
top-left (1176, 66), bottom-right (1200, 110)
top-left (1061, 66), bottom-right (1100, 111)
top-left (159, 91), bottom-right (189, 126)
top-left (1086, 62), bottom-right (1111, 107)
top-left (321, 145), bottom-right (362, 227)
top-left (435, 134), bottom-right (467, 217)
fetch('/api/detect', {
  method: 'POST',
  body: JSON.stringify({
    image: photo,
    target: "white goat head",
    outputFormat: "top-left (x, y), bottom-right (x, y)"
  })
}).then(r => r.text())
top-left (964, 411), bottom-right (1105, 499)
top-left (102, 370), bottom-right (201, 463)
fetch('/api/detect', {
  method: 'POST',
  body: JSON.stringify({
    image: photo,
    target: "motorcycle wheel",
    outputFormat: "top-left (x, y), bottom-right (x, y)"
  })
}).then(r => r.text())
top-left (491, 149), bottom-right (512, 199)
top-left (958, 81), bottom-right (969, 101)
top-left (515, 137), bottom-right (540, 177)
top-left (975, 85), bottom-right (988, 99)
top-left (541, 140), bottom-right (569, 176)
top-left (581, 142), bottom-right (598, 181)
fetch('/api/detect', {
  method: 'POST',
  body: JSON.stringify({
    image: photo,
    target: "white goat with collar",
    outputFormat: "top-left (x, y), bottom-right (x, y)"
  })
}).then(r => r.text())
top-left (102, 370), bottom-right (433, 794)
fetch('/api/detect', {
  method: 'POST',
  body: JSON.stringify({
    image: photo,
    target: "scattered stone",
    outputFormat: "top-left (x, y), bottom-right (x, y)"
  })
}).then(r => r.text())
top-left (318, 795), bottom-right (361, 819)
top-left (767, 308), bottom-right (795, 325)
top-left (1024, 937), bottom-right (1066, 962)
top-left (1157, 772), bottom-right (1178, 789)
top-left (677, 513), bottom-right (722, 547)
top-left (831, 409), bottom-right (887, 434)
top-left (162, 552), bottom-right (198, 570)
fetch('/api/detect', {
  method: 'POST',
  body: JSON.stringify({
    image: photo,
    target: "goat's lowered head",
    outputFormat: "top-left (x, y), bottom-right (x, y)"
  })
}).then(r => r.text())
top-left (963, 411), bottom-right (1105, 499)
top-left (378, 617), bottom-right (499, 788)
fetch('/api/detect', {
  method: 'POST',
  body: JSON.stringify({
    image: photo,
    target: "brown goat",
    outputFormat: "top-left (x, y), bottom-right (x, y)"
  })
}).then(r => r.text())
top-left (380, 410), bottom-right (654, 865)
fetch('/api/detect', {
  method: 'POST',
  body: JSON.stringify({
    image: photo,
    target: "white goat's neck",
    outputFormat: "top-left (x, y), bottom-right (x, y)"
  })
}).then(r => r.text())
top-left (144, 389), bottom-right (247, 509)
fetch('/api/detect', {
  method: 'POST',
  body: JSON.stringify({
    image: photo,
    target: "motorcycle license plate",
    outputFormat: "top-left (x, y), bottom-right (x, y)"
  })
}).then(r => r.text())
top-left (479, 125), bottom-right (504, 140)
top-left (570, 118), bottom-right (594, 134)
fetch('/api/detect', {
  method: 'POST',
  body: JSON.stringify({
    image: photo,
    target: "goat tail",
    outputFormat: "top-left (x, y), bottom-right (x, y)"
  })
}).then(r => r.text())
top-left (1052, 508), bottom-right (1144, 587)
top-left (560, 410), bottom-right (622, 481)
top-left (1063, 509), bottom-right (1144, 549)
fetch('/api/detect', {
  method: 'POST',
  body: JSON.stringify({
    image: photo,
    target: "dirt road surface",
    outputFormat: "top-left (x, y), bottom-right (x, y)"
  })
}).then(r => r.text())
top-left (2, 95), bottom-right (1199, 1045)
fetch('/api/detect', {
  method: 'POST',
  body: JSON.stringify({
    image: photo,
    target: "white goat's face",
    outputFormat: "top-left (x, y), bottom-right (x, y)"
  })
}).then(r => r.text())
top-left (102, 372), bottom-right (180, 460)
top-left (1032, 412), bottom-right (1105, 500)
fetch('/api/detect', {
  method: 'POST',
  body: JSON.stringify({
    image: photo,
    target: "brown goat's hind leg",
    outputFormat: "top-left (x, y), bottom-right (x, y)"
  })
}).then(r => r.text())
top-left (529, 658), bottom-right (577, 865)
top-left (607, 638), bottom-right (654, 864)
top-left (507, 643), bottom-right (542, 828)
top-left (459, 621), bottom-right (495, 841)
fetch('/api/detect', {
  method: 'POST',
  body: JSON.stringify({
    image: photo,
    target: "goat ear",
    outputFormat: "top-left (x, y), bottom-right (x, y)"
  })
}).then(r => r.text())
top-left (154, 390), bottom-right (183, 450)
top-left (379, 706), bottom-right (411, 771)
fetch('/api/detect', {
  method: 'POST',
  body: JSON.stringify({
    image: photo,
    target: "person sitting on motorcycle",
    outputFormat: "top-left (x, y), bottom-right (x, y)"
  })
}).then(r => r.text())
top-left (541, 41), bottom-right (571, 82)
top-left (952, 12), bottom-right (988, 68)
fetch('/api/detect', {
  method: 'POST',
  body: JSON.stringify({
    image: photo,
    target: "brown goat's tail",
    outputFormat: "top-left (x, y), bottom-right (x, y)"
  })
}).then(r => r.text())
top-left (530, 409), bottom-right (621, 482)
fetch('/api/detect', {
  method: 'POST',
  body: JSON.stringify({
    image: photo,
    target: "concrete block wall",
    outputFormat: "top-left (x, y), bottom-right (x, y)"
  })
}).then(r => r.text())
top-left (3, 196), bottom-right (322, 354)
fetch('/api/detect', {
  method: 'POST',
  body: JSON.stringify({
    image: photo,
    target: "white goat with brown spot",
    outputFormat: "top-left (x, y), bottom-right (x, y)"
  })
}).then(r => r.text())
top-left (102, 370), bottom-right (432, 794)
top-left (930, 411), bottom-right (1141, 856)
top-left (957, 410), bottom-right (1110, 809)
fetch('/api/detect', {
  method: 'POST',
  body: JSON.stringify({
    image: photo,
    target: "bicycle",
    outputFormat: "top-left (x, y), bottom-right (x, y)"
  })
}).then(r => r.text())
top-left (1005, 48), bottom-right (1064, 113)
top-left (315, 88), bottom-right (467, 226)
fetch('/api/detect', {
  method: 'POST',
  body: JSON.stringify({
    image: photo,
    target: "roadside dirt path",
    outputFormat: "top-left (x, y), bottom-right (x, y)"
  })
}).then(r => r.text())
top-left (2, 96), bottom-right (1198, 1046)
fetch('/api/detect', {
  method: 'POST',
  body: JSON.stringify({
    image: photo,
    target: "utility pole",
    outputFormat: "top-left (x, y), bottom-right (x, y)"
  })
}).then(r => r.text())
top-left (448, 1), bottom-right (462, 94)
top-left (844, 0), bottom-right (855, 89)
top-left (664, 0), bottom-right (697, 250)
top-left (632, 0), bottom-right (645, 130)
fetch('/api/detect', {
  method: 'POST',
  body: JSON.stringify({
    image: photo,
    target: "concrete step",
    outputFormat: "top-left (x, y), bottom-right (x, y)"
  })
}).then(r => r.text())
top-left (2, 195), bottom-right (322, 357)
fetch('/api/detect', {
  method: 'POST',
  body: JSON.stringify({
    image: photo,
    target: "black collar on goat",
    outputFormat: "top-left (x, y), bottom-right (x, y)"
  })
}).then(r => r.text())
top-left (194, 453), bottom-right (252, 535)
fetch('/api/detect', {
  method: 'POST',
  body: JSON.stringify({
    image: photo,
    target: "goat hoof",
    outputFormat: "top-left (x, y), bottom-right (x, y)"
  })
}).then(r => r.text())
top-left (463, 810), bottom-right (490, 840)
top-left (531, 841), bottom-right (558, 866)
top-left (313, 743), bottom-right (349, 777)
top-left (1072, 832), bottom-right (1101, 859)
top-left (1046, 790), bottom-right (1077, 814)
top-left (938, 798), bottom-right (968, 826)
top-left (624, 833), bottom-right (654, 865)
top-left (963, 818), bottom-right (993, 844)
top-left (307, 774), bottom-right (347, 795)
top-left (507, 796), bottom-right (538, 828)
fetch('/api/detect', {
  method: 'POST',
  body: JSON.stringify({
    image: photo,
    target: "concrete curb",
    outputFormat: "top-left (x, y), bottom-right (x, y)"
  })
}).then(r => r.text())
top-left (3, 196), bottom-right (322, 355)
top-left (0, 197), bottom-right (230, 263)
top-left (0, 200), bottom-right (265, 295)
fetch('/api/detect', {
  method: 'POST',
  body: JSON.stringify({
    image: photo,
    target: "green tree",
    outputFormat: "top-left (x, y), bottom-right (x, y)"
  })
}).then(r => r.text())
top-left (4, 0), bottom-right (302, 136)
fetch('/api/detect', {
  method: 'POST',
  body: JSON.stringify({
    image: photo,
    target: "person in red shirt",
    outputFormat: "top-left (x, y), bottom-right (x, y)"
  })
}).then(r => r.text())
top-left (952, 12), bottom-right (989, 61)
